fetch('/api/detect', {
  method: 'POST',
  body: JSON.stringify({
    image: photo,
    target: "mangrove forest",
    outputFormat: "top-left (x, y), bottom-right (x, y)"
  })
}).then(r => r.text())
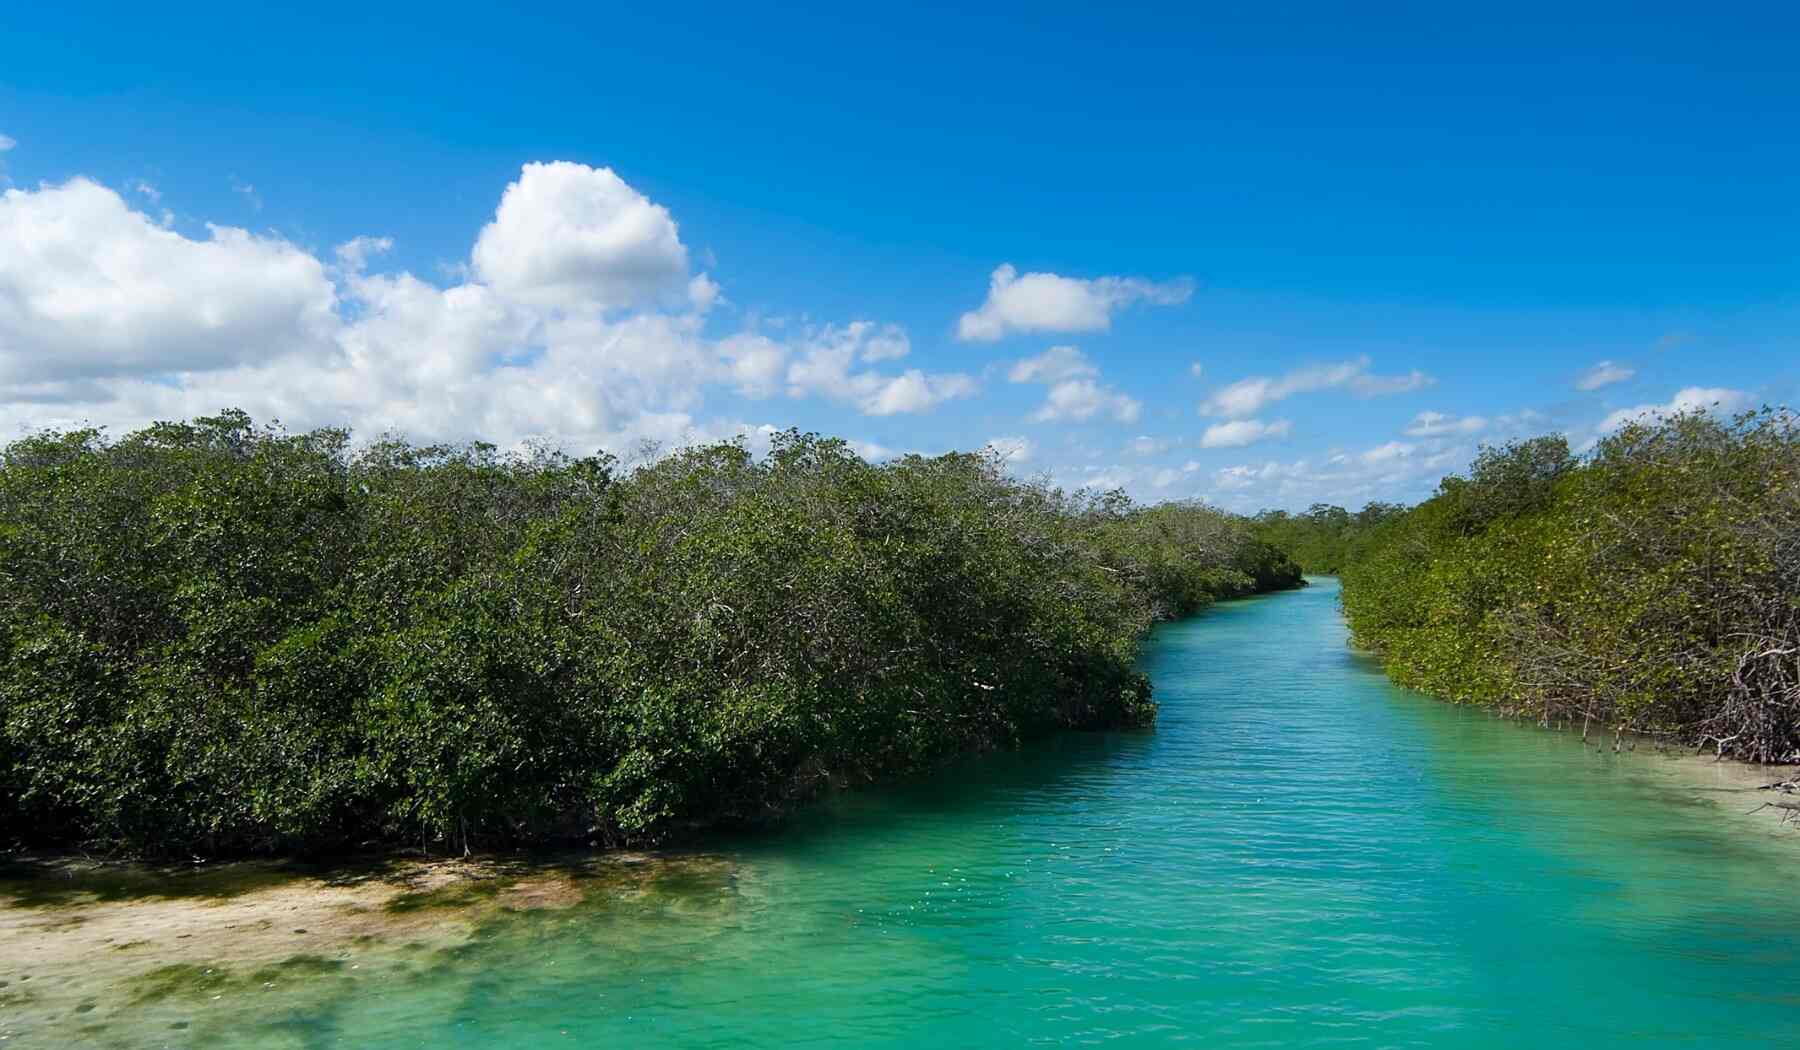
top-left (1333, 409), bottom-right (1800, 764)
top-left (0, 411), bottom-right (1301, 858)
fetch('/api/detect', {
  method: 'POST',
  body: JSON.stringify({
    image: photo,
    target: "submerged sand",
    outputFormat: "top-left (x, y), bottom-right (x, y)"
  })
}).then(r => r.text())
top-left (0, 850), bottom-right (737, 1047)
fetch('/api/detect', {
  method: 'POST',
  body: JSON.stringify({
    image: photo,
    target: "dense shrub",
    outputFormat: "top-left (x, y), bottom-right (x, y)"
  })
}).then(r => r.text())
top-left (1340, 410), bottom-right (1800, 763)
top-left (0, 411), bottom-right (1300, 856)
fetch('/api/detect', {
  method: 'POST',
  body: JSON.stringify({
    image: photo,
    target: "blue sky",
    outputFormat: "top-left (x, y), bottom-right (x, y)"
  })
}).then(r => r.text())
top-left (1, 3), bottom-right (1795, 509)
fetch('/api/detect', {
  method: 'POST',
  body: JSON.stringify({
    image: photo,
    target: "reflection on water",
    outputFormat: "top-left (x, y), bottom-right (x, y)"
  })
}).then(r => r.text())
top-left (6, 578), bottom-right (1798, 1047)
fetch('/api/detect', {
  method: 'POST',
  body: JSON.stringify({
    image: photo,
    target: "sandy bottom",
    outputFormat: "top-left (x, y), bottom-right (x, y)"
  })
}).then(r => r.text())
top-left (0, 850), bottom-right (735, 1047)
top-left (1555, 724), bottom-right (1800, 831)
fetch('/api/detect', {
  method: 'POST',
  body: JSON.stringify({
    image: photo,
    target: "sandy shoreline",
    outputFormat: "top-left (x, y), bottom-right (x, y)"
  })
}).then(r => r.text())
top-left (0, 850), bottom-right (736, 1047)
top-left (1607, 738), bottom-right (1800, 830)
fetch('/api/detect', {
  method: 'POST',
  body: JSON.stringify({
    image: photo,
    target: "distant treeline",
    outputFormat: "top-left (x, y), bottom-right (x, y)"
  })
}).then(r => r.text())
top-left (1251, 502), bottom-right (1406, 574)
top-left (0, 411), bottom-right (1300, 857)
top-left (1338, 410), bottom-right (1800, 764)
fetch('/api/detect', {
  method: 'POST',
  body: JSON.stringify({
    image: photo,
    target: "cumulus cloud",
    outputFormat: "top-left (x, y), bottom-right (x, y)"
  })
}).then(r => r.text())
top-left (334, 235), bottom-right (394, 274)
top-left (1151, 460), bottom-right (1202, 488)
top-left (785, 321), bottom-right (977, 416)
top-left (0, 177), bottom-right (339, 385)
top-left (1403, 411), bottom-right (1488, 437)
top-left (1359, 440), bottom-right (1414, 465)
top-left (1074, 464), bottom-right (1137, 491)
top-left (857, 324), bottom-right (910, 362)
top-left (0, 134), bottom-right (15, 153)
top-left (1211, 462), bottom-right (1290, 493)
top-left (1576, 360), bottom-right (1635, 391)
top-left (472, 161), bottom-right (698, 313)
top-left (687, 273), bottom-right (721, 313)
top-left (1201, 355), bottom-right (1432, 418)
top-left (1188, 361), bottom-right (1204, 379)
top-left (1008, 345), bottom-right (1098, 383)
top-left (1200, 417), bottom-right (1291, 448)
top-left (866, 371), bottom-right (980, 416)
top-left (1127, 434), bottom-right (1171, 456)
top-left (0, 165), bottom-right (970, 452)
top-left (1597, 386), bottom-right (1750, 432)
top-left (956, 263), bottom-right (1193, 342)
top-left (716, 332), bottom-right (788, 398)
top-left (1007, 344), bottom-right (1140, 424)
top-left (1030, 379), bottom-right (1141, 423)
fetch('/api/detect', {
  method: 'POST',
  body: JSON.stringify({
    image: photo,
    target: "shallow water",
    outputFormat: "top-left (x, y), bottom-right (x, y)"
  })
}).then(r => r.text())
top-left (9, 578), bottom-right (1800, 1047)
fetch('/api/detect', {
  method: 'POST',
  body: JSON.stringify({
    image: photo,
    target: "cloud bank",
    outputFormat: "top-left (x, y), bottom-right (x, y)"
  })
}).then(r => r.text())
top-left (0, 163), bottom-right (975, 452)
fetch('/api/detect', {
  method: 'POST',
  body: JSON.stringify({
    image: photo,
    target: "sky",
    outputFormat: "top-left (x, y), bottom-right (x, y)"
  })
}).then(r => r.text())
top-left (1, 3), bottom-right (1795, 511)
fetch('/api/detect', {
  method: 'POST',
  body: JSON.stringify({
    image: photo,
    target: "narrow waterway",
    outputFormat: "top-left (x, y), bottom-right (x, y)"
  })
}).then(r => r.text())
top-left (8, 578), bottom-right (1799, 1047)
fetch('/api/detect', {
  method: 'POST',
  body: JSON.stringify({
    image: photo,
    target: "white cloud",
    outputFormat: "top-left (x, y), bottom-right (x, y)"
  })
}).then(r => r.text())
top-left (1212, 463), bottom-right (1276, 492)
top-left (1189, 361), bottom-right (1204, 379)
top-left (717, 332), bottom-right (788, 397)
top-left (687, 273), bottom-right (721, 313)
top-left (857, 324), bottom-right (911, 362)
top-left (785, 321), bottom-right (976, 416)
top-left (0, 134), bottom-right (15, 153)
top-left (1597, 386), bottom-right (1750, 432)
top-left (1151, 460), bottom-right (1202, 488)
top-left (0, 177), bottom-right (339, 385)
top-left (1076, 465), bottom-right (1137, 491)
top-left (0, 165), bottom-right (973, 454)
top-left (1576, 360), bottom-right (1635, 391)
top-left (1203, 360), bottom-right (1361, 417)
top-left (334, 235), bottom-right (393, 274)
top-left (340, 271), bottom-right (525, 386)
top-left (131, 179), bottom-right (160, 203)
top-left (984, 435), bottom-right (1034, 464)
top-left (1008, 344), bottom-right (1097, 383)
top-left (1403, 411), bottom-right (1488, 437)
top-left (956, 263), bottom-right (1192, 342)
top-left (1202, 436), bottom-right (1457, 512)
top-left (1359, 440), bottom-right (1414, 465)
top-left (1200, 417), bottom-right (1292, 448)
top-left (472, 160), bottom-right (695, 313)
top-left (1201, 355), bottom-right (1433, 417)
top-left (867, 370), bottom-right (979, 415)
top-left (1008, 344), bottom-right (1139, 424)
top-left (1030, 379), bottom-right (1141, 424)
top-left (1127, 434), bottom-right (1171, 456)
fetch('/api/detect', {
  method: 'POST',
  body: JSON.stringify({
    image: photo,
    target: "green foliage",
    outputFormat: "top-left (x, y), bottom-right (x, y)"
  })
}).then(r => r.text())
top-left (0, 413), bottom-right (1300, 856)
top-left (1252, 501), bottom-right (1404, 574)
top-left (1338, 413), bottom-right (1800, 763)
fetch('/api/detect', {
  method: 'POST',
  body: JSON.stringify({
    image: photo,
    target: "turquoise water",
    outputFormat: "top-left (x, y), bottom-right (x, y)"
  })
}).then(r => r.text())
top-left (24, 579), bottom-right (1800, 1046)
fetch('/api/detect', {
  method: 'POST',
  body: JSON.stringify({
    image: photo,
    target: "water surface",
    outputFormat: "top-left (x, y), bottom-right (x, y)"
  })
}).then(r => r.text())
top-left (11, 578), bottom-right (1800, 1046)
